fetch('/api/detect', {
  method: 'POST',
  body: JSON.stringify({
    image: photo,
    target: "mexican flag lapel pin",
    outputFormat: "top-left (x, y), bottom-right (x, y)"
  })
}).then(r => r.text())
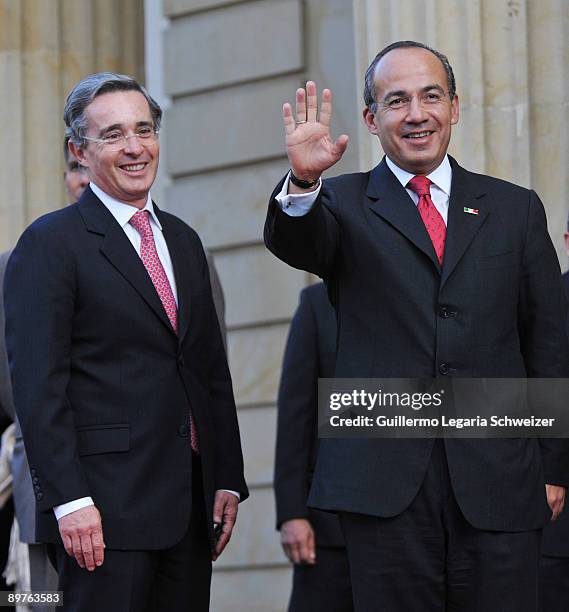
top-left (463, 206), bottom-right (479, 215)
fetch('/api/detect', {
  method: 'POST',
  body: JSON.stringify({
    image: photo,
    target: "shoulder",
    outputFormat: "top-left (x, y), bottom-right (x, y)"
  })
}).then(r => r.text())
top-left (301, 282), bottom-right (327, 304)
top-left (158, 209), bottom-right (203, 244)
top-left (453, 159), bottom-right (532, 200)
top-left (18, 206), bottom-right (81, 247)
top-left (468, 172), bottom-right (530, 197)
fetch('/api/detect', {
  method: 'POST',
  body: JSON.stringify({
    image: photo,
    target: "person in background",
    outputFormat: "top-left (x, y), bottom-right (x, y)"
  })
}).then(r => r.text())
top-left (63, 137), bottom-right (90, 204)
top-left (275, 282), bottom-right (353, 612)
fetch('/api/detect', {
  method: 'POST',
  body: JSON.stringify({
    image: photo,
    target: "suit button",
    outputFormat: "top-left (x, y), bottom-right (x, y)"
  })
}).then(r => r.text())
top-left (439, 307), bottom-right (449, 318)
top-left (33, 484), bottom-right (40, 492)
top-left (178, 424), bottom-right (189, 437)
top-left (178, 355), bottom-right (185, 367)
top-left (32, 476), bottom-right (39, 485)
top-left (36, 492), bottom-right (43, 501)
top-left (439, 362), bottom-right (449, 375)
top-left (30, 468), bottom-right (37, 476)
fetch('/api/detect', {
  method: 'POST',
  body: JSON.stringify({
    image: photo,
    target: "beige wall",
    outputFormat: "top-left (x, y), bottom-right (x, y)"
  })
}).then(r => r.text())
top-left (0, 0), bottom-right (144, 251)
top-left (155, 1), bottom-right (569, 610)
top-left (159, 0), bottom-right (361, 609)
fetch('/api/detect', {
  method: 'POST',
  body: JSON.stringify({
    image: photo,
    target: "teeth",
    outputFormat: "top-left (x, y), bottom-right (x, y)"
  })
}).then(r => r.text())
top-left (406, 131), bottom-right (431, 139)
top-left (123, 163), bottom-right (145, 171)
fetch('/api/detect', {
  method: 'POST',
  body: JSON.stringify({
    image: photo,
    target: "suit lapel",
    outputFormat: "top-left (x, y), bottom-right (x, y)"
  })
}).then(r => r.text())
top-left (367, 159), bottom-right (441, 272)
top-left (156, 207), bottom-right (194, 347)
top-left (77, 187), bottom-right (175, 335)
top-left (441, 158), bottom-right (489, 288)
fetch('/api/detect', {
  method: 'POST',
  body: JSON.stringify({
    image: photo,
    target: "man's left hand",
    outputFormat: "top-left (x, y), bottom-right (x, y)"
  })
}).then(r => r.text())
top-left (212, 490), bottom-right (239, 561)
top-left (546, 484), bottom-right (566, 520)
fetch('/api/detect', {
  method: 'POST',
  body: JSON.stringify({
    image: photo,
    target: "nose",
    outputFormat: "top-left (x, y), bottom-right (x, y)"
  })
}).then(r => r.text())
top-left (406, 96), bottom-right (428, 123)
top-left (123, 134), bottom-right (145, 155)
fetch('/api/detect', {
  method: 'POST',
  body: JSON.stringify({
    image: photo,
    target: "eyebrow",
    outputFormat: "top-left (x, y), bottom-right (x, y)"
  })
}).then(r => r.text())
top-left (383, 84), bottom-right (446, 101)
top-left (97, 120), bottom-right (153, 136)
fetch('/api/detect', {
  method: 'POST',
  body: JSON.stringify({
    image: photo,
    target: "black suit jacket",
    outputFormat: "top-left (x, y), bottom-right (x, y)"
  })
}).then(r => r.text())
top-left (274, 282), bottom-right (344, 547)
top-left (541, 271), bottom-right (569, 556)
top-left (4, 187), bottom-right (248, 548)
top-left (265, 157), bottom-right (569, 531)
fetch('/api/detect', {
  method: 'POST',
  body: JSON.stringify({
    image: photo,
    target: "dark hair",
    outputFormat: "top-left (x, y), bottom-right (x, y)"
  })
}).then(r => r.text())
top-left (64, 72), bottom-right (162, 147)
top-left (364, 41), bottom-right (456, 111)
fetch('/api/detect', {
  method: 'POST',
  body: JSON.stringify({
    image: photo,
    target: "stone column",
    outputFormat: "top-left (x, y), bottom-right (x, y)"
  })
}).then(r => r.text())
top-left (0, 0), bottom-right (144, 250)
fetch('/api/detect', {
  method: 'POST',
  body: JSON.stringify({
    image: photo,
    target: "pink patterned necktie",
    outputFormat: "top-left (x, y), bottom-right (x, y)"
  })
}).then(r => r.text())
top-left (129, 210), bottom-right (199, 452)
top-left (407, 176), bottom-right (446, 265)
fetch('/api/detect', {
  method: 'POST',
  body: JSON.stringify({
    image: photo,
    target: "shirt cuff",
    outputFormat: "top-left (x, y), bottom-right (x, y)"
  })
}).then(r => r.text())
top-left (53, 497), bottom-right (95, 521)
top-left (274, 172), bottom-right (321, 217)
top-left (220, 489), bottom-right (240, 501)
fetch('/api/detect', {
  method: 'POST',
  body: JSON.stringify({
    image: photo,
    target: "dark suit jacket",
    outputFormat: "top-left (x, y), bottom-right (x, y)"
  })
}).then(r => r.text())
top-left (541, 271), bottom-right (569, 556)
top-left (274, 282), bottom-right (344, 547)
top-left (0, 246), bottom-right (229, 545)
top-left (4, 186), bottom-right (248, 549)
top-left (265, 156), bottom-right (569, 532)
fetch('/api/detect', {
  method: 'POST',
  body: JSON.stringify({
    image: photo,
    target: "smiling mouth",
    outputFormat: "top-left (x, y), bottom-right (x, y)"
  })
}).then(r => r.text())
top-left (120, 163), bottom-right (147, 172)
top-left (403, 131), bottom-right (434, 139)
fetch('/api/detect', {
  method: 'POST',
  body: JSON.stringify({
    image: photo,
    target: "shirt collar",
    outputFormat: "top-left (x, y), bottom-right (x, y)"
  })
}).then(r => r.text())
top-left (385, 155), bottom-right (452, 197)
top-left (89, 182), bottom-right (162, 230)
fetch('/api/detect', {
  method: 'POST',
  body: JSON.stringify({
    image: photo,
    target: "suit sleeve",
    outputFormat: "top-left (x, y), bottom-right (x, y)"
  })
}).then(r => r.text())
top-left (274, 288), bottom-right (319, 528)
top-left (518, 190), bottom-right (569, 486)
top-left (4, 224), bottom-right (91, 512)
top-left (264, 175), bottom-right (340, 278)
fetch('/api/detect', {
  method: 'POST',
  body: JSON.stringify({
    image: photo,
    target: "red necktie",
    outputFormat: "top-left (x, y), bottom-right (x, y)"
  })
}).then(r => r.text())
top-left (129, 210), bottom-right (199, 452)
top-left (407, 176), bottom-right (446, 265)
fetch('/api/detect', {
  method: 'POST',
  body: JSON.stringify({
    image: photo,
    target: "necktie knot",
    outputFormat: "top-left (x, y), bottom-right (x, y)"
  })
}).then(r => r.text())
top-left (129, 210), bottom-right (153, 239)
top-left (407, 175), bottom-right (432, 198)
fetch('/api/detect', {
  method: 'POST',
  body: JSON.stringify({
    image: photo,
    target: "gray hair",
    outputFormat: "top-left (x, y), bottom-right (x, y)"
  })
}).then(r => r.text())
top-left (364, 41), bottom-right (456, 112)
top-left (64, 72), bottom-right (162, 147)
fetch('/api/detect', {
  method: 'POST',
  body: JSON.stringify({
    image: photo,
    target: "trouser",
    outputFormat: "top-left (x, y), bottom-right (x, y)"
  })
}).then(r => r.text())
top-left (340, 439), bottom-right (542, 612)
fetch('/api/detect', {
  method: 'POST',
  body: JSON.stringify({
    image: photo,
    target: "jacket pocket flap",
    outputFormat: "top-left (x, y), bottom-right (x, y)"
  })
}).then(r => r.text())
top-left (76, 424), bottom-right (130, 456)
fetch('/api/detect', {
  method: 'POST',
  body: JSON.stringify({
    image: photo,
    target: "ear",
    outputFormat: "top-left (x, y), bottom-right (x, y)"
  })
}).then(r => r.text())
top-left (363, 107), bottom-right (379, 135)
top-left (450, 94), bottom-right (459, 125)
top-left (68, 140), bottom-right (88, 168)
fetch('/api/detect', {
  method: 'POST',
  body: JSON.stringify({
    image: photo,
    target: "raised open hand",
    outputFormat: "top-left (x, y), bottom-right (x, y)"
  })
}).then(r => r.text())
top-left (283, 81), bottom-right (349, 184)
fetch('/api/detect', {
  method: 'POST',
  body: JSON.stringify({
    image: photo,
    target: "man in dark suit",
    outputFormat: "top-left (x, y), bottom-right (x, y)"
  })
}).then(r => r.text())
top-left (275, 283), bottom-right (353, 612)
top-left (4, 72), bottom-right (247, 612)
top-left (265, 41), bottom-right (569, 611)
top-left (539, 224), bottom-right (569, 611)
top-left (1, 140), bottom-right (229, 610)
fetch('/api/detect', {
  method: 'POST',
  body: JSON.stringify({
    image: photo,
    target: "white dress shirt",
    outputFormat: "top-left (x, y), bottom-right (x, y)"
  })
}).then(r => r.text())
top-left (54, 183), bottom-right (237, 521)
top-left (90, 182), bottom-right (179, 302)
top-left (276, 155), bottom-right (452, 225)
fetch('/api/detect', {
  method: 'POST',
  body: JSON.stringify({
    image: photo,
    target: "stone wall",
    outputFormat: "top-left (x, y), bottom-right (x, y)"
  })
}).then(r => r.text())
top-left (159, 1), bottom-right (361, 609)
top-left (0, 0), bottom-right (144, 250)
